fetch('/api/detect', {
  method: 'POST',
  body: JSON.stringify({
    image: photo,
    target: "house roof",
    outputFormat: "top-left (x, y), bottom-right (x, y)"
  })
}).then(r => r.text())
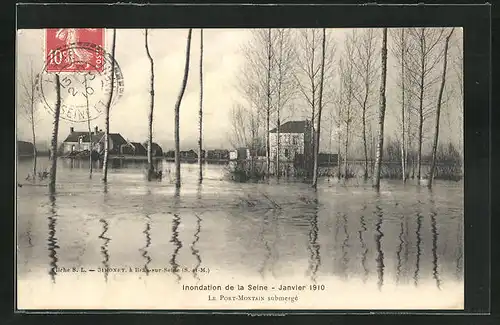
top-left (144, 142), bottom-right (163, 151)
top-left (129, 142), bottom-right (146, 150)
top-left (95, 133), bottom-right (128, 146)
top-left (269, 120), bottom-right (309, 133)
top-left (63, 131), bottom-right (104, 143)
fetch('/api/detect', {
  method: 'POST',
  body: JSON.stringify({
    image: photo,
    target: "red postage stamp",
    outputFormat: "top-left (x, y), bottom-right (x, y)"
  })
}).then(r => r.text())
top-left (45, 28), bottom-right (105, 72)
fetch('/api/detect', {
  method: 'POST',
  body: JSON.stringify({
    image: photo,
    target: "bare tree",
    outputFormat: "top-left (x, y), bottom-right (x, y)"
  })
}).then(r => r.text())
top-left (338, 32), bottom-right (361, 179)
top-left (390, 28), bottom-right (413, 182)
top-left (373, 28), bottom-right (388, 189)
top-left (312, 29), bottom-right (326, 188)
top-left (102, 29), bottom-right (117, 183)
top-left (428, 28), bottom-right (455, 188)
top-left (144, 29), bottom-right (155, 181)
top-left (237, 29), bottom-right (277, 176)
top-left (351, 29), bottom-right (379, 180)
top-left (174, 29), bottom-right (193, 189)
top-left (271, 28), bottom-right (297, 178)
top-left (453, 33), bottom-right (464, 164)
top-left (266, 29), bottom-right (273, 177)
top-left (49, 74), bottom-right (61, 193)
top-left (198, 29), bottom-right (204, 183)
top-left (294, 28), bottom-right (336, 177)
top-left (19, 61), bottom-right (39, 180)
top-left (405, 28), bottom-right (445, 180)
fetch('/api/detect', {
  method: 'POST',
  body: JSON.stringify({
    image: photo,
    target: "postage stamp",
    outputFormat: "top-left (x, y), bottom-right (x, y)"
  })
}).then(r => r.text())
top-left (37, 29), bottom-right (125, 123)
top-left (45, 28), bottom-right (105, 73)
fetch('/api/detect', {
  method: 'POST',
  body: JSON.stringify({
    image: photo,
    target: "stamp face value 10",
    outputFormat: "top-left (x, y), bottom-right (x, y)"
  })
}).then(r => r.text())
top-left (45, 28), bottom-right (105, 72)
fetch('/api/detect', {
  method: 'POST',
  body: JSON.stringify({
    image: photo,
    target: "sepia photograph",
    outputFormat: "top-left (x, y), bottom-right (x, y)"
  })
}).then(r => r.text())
top-left (16, 25), bottom-right (465, 310)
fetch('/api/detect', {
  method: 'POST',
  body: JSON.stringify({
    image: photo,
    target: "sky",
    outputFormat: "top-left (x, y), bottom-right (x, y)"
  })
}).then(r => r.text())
top-left (16, 28), bottom-right (463, 152)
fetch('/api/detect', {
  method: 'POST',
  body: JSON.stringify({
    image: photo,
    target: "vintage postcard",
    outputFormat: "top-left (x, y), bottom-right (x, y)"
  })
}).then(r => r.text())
top-left (16, 26), bottom-right (464, 310)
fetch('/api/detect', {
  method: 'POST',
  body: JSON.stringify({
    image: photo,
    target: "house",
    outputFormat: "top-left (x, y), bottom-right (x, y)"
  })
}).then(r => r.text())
top-left (17, 140), bottom-right (35, 157)
top-left (97, 133), bottom-right (129, 155)
top-left (229, 147), bottom-right (251, 161)
top-left (269, 120), bottom-right (314, 162)
top-left (143, 142), bottom-right (163, 157)
top-left (121, 142), bottom-right (147, 156)
top-left (206, 149), bottom-right (229, 160)
top-left (62, 126), bottom-right (130, 155)
top-left (181, 149), bottom-right (198, 160)
top-left (61, 126), bottom-right (103, 154)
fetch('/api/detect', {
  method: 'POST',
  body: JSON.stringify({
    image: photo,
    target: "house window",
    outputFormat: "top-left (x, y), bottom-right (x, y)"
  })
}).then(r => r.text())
top-left (284, 148), bottom-right (289, 158)
top-left (292, 135), bottom-right (298, 145)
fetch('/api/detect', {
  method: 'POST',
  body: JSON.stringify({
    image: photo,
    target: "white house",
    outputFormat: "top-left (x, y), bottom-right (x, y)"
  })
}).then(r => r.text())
top-left (269, 120), bottom-right (314, 162)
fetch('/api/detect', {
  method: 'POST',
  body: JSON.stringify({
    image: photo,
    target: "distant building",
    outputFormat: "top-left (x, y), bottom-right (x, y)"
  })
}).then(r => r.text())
top-left (206, 149), bottom-right (229, 160)
top-left (143, 142), bottom-right (163, 157)
top-left (269, 120), bottom-right (315, 162)
top-left (229, 147), bottom-right (251, 161)
top-left (62, 126), bottom-right (130, 155)
top-left (121, 142), bottom-right (147, 156)
top-left (17, 140), bottom-right (35, 157)
top-left (61, 126), bottom-right (103, 154)
top-left (180, 149), bottom-right (198, 160)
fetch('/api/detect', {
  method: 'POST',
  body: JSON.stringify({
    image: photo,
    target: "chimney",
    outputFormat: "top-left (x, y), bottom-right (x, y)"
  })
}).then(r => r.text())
top-left (70, 127), bottom-right (74, 133)
top-left (94, 126), bottom-right (98, 134)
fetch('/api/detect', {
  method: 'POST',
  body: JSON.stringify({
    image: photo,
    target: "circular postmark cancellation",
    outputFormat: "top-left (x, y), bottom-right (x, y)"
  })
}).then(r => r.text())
top-left (36, 41), bottom-right (125, 123)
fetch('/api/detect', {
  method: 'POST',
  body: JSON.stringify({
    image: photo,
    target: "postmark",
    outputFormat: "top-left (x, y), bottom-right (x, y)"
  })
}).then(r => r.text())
top-left (37, 30), bottom-right (125, 123)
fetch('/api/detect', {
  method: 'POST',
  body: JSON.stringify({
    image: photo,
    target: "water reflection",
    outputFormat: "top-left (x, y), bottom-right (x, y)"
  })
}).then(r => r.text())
top-left (358, 205), bottom-right (369, 283)
top-left (191, 213), bottom-right (203, 281)
top-left (374, 203), bottom-right (385, 291)
top-left (414, 207), bottom-right (423, 286)
top-left (47, 192), bottom-right (59, 283)
top-left (98, 219), bottom-right (111, 282)
top-left (307, 199), bottom-right (321, 283)
top-left (139, 215), bottom-right (152, 276)
top-left (170, 213), bottom-right (182, 282)
top-left (428, 193), bottom-right (442, 289)
top-left (341, 213), bottom-right (350, 280)
top-left (259, 210), bottom-right (273, 279)
top-left (396, 215), bottom-right (405, 285)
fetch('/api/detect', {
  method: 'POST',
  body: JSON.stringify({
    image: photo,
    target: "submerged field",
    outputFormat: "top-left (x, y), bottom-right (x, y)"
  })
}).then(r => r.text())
top-left (16, 158), bottom-right (464, 309)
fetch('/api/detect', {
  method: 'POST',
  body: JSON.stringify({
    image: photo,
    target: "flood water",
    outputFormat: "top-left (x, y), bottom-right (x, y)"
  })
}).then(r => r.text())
top-left (16, 158), bottom-right (464, 310)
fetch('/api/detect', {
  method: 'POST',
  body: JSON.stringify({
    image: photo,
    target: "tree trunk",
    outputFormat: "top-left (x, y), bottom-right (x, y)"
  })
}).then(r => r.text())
top-left (400, 29), bottom-right (406, 183)
top-left (266, 28), bottom-right (272, 178)
top-left (145, 29), bottom-right (155, 181)
top-left (337, 128), bottom-right (341, 179)
top-left (198, 29), bottom-right (204, 184)
top-left (416, 30), bottom-right (425, 181)
top-left (85, 76), bottom-right (93, 178)
top-left (428, 28), bottom-right (454, 188)
top-left (102, 28), bottom-right (117, 183)
top-left (174, 29), bottom-right (193, 189)
top-left (344, 120), bottom-right (349, 179)
top-left (373, 28), bottom-right (388, 189)
top-left (31, 111), bottom-right (37, 180)
top-left (49, 74), bottom-right (61, 193)
top-left (312, 29), bottom-right (326, 188)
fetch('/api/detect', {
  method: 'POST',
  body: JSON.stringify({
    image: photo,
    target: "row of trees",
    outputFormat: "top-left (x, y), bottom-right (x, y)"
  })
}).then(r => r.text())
top-left (230, 27), bottom-right (461, 189)
top-left (25, 29), bottom-right (204, 191)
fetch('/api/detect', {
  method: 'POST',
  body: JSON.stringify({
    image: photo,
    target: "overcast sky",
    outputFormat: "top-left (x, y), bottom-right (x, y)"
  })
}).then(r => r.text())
top-left (16, 28), bottom-right (463, 152)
